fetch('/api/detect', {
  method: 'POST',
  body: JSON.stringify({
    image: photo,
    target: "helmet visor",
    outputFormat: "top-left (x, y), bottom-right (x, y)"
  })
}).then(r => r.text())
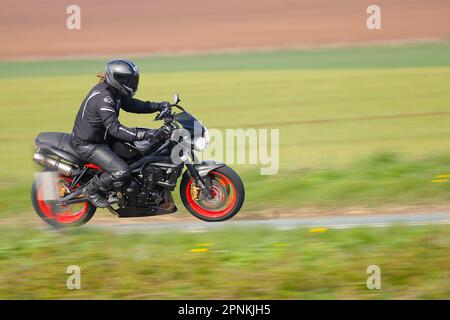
top-left (114, 73), bottom-right (139, 93)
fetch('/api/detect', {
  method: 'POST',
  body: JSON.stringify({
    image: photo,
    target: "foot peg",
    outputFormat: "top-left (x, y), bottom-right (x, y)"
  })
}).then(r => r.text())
top-left (107, 195), bottom-right (119, 205)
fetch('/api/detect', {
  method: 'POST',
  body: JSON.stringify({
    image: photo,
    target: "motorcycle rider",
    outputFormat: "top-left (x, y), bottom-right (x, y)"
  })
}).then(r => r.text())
top-left (71, 59), bottom-right (170, 208)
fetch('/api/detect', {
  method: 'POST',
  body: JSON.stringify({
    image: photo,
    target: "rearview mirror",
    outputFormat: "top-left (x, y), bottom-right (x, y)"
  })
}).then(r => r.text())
top-left (173, 93), bottom-right (181, 105)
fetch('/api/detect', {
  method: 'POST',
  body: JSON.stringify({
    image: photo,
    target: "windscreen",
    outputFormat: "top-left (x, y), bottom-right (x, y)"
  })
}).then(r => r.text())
top-left (174, 111), bottom-right (206, 137)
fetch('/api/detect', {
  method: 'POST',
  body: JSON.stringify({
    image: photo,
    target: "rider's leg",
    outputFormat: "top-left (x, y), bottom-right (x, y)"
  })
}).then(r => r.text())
top-left (74, 143), bottom-right (131, 207)
top-left (83, 175), bottom-right (110, 208)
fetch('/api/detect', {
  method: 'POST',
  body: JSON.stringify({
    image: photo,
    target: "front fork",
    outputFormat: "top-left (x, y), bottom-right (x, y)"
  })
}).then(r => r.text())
top-left (185, 163), bottom-right (213, 200)
top-left (185, 151), bottom-right (225, 200)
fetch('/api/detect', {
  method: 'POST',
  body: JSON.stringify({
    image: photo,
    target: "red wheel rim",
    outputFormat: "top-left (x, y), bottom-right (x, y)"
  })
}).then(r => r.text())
top-left (185, 171), bottom-right (237, 218)
top-left (36, 176), bottom-right (88, 224)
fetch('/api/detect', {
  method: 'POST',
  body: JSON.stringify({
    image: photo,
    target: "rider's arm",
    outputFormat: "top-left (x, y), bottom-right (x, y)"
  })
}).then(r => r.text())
top-left (120, 96), bottom-right (163, 114)
top-left (98, 104), bottom-right (143, 142)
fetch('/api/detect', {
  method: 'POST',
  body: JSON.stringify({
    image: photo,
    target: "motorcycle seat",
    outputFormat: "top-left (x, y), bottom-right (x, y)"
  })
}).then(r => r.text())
top-left (35, 132), bottom-right (84, 165)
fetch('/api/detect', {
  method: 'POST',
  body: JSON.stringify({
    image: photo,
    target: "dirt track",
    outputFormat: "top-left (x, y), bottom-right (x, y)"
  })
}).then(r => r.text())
top-left (1, 0), bottom-right (449, 60)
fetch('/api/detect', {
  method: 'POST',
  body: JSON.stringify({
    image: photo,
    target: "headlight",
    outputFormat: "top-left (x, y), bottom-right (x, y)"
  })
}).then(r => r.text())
top-left (193, 128), bottom-right (210, 151)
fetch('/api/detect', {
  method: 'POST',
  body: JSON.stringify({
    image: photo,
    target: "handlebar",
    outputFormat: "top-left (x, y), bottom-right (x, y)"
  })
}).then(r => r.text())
top-left (154, 106), bottom-right (172, 121)
top-left (154, 103), bottom-right (185, 121)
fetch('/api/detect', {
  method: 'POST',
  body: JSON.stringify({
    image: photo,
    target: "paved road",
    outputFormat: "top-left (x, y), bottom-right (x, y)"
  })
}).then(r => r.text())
top-left (89, 211), bottom-right (450, 233)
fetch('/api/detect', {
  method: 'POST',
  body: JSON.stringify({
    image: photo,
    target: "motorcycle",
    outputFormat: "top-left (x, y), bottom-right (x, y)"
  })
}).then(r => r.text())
top-left (31, 93), bottom-right (245, 228)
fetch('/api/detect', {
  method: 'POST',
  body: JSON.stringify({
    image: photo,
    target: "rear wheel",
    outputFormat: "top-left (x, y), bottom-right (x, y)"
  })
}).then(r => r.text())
top-left (180, 166), bottom-right (245, 222)
top-left (31, 171), bottom-right (96, 228)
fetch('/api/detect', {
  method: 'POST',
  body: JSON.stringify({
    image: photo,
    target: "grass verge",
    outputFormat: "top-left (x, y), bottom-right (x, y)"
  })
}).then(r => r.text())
top-left (0, 224), bottom-right (448, 299)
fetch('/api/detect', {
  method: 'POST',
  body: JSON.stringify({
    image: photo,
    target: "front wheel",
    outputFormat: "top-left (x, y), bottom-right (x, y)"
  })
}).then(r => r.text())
top-left (180, 166), bottom-right (245, 222)
top-left (31, 171), bottom-right (96, 228)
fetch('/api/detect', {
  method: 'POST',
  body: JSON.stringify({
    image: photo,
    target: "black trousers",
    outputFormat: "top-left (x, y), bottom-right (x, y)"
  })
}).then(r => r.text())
top-left (72, 138), bottom-right (130, 188)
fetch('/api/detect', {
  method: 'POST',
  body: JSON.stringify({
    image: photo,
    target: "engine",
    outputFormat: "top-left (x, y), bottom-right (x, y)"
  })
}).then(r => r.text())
top-left (124, 163), bottom-right (182, 208)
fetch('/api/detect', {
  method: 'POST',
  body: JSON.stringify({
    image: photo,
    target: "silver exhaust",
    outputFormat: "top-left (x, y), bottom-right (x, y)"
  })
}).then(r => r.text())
top-left (33, 152), bottom-right (76, 176)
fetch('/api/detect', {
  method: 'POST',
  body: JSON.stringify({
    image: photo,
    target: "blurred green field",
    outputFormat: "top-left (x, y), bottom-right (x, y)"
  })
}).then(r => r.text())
top-left (1, 42), bottom-right (450, 216)
top-left (0, 224), bottom-right (448, 299)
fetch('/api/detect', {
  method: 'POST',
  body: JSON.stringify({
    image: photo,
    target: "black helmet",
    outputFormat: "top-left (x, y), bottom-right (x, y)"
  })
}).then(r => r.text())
top-left (104, 59), bottom-right (139, 97)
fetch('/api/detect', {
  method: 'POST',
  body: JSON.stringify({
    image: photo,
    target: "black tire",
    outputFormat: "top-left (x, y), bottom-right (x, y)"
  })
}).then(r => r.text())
top-left (31, 171), bottom-right (96, 228)
top-left (180, 166), bottom-right (245, 222)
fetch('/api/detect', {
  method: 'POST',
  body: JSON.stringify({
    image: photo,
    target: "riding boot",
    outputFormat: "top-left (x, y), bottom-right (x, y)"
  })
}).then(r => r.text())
top-left (83, 175), bottom-right (110, 208)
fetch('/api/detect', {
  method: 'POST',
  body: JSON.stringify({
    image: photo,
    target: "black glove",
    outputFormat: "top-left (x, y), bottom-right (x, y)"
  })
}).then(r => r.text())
top-left (158, 101), bottom-right (171, 111)
top-left (135, 127), bottom-right (171, 141)
top-left (135, 128), bottom-right (158, 141)
top-left (152, 125), bottom-right (172, 141)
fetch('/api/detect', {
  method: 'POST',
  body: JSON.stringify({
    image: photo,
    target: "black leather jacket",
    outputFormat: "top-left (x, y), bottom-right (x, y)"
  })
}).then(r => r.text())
top-left (71, 82), bottom-right (162, 143)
